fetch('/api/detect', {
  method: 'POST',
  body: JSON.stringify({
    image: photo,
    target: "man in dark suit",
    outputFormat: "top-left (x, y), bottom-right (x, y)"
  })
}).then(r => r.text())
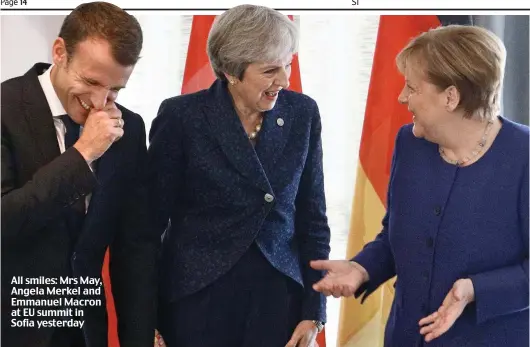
top-left (1, 2), bottom-right (156, 347)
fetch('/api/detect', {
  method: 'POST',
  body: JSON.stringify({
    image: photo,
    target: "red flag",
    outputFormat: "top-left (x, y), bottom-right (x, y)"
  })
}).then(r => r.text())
top-left (182, 15), bottom-right (302, 94)
top-left (181, 16), bottom-right (217, 94)
top-left (181, 14), bottom-right (324, 346)
top-left (102, 250), bottom-right (119, 346)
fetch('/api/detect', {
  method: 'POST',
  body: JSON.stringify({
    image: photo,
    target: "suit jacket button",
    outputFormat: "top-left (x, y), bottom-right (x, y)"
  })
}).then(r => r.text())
top-left (277, 118), bottom-right (284, 126)
top-left (264, 193), bottom-right (274, 203)
top-left (434, 206), bottom-right (442, 216)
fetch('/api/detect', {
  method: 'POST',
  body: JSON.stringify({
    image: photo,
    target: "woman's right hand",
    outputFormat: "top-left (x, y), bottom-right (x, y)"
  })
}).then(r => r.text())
top-left (310, 260), bottom-right (369, 298)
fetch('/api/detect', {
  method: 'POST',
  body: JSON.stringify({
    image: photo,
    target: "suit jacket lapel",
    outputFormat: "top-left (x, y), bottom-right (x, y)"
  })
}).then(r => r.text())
top-left (22, 63), bottom-right (62, 169)
top-left (202, 80), bottom-right (272, 193)
top-left (255, 95), bottom-right (293, 177)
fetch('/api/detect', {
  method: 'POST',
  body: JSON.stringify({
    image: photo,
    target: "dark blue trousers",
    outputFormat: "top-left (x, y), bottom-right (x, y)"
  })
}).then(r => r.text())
top-left (158, 244), bottom-right (303, 347)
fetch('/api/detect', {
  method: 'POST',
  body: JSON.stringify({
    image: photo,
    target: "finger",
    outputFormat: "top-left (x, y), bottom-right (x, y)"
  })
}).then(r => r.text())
top-left (110, 128), bottom-right (124, 142)
top-left (425, 331), bottom-right (440, 343)
top-left (114, 118), bottom-right (124, 128)
top-left (285, 334), bottom-right (301, 347)
top-left (331, 284), bottom-right (347, 298)
top-left (340, 283), bottom-right (357, 297)
top-left (312, 280), bottom-right (326, 292)
top-left (424, 319), bottom-right (449, 343)
top-left (419, 319), bottom-right (439, 335)
top-left (106, 101), bottom-right (117, 108)
top-left (107, 111), bottom-right (122, 120)
top-left (342, 285), bottom-right (356, 297)
top-left (320, 289), bottom-right (332, 297)
top-left (419, 311), bottom-right (438, 326)
top-left (422, 318), bottom-right (444, 340)
top-left (298, 334), bottom-right (310, 347)
top-left (420, 314), bottom-right (442, 336)
top-left (310, 260), bottom-right (331, 271)
top-left (313, 277), bottom-right (334, 292)
top-left (105, 106), bottom-right (122, 119)
top-left (423, 308), bottom-right (459, 342)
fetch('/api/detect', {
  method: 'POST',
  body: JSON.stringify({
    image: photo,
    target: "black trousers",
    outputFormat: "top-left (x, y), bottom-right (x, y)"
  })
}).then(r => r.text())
top-left (159, 244), bottom-right (303, 347)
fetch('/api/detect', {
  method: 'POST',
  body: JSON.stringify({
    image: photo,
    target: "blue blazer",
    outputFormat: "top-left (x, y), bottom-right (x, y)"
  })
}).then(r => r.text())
top-left (353, 118), bottom-right (529, 347)
top-left (147, 79), bottom-right (331, 321)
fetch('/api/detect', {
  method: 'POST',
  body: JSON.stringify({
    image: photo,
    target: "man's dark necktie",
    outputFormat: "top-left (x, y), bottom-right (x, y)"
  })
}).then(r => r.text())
top-left (60, 114), bottom-right (85, 247)
top-left (61, 114), bottom-right (80, 149)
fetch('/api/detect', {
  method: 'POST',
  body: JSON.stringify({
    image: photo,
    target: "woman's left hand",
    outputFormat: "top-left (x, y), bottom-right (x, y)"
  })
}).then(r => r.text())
top-left (419, 278), bottom-right (475, 342)
top-left (285, 320), bottom-right (319, 347)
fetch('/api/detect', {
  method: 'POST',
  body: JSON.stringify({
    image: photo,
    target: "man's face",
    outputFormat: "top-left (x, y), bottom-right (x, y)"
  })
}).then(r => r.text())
top-left (51, 37), bottom-right (135, 125)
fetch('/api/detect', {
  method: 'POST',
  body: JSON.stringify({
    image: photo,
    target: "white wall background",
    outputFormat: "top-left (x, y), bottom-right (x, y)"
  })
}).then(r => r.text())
top-left (1, 16), bottom-right (63, 81)
top-left (0, 14), bottom-right (378, 347)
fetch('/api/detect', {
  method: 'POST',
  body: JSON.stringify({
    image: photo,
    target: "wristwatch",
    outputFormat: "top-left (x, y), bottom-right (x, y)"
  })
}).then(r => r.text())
top-left (312, 320), bottom-right (324, 333)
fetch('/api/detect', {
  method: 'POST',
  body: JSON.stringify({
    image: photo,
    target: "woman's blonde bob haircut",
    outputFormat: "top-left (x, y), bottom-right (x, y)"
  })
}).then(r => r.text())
top-left (396, 25), bottom-right (507, 120)
top-left (207, 4), bottom-right (299, 82)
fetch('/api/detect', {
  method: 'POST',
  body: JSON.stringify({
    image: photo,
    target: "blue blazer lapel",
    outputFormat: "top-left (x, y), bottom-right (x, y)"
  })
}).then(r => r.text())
top-left (255, 93), bottom-right (293, 176)
top-left (202, 80), bottom-right (272, 193)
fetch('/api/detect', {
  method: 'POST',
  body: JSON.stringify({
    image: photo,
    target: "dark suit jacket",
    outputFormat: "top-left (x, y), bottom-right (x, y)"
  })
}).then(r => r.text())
top-left (148, 79), bottom-right (331, 322)
top-left (1, 63), bottom-right (158, 347)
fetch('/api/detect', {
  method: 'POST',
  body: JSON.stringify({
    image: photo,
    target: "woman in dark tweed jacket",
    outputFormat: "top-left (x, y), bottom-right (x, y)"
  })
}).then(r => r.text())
top-left (149, 5), bottom-right (330, 347)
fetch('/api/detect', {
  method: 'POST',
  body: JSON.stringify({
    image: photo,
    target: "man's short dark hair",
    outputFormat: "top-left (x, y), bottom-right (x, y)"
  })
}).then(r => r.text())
top-left (58, 1), bottom-right (143, 66)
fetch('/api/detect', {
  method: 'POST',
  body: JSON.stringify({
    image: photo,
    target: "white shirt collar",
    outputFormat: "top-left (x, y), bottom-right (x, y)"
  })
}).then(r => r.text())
top-left (37, 64), bottom-right (67, 118)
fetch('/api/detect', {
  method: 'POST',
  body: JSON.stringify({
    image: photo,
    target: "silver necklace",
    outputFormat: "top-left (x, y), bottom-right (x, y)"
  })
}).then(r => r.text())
top-left (439, 120), bottom-right (494, 166)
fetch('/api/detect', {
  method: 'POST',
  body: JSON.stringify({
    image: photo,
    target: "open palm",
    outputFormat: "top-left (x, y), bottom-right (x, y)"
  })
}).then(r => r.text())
top-left (311, 260), bottom-right (367, 298)
top-left (419, 279), bottom-right (475, 342)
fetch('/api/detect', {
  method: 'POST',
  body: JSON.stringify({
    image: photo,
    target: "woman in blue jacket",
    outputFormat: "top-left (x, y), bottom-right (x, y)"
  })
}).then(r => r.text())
top-left (149, 5), bottom-right (330, 347)
top-left (312, 25), bottom-right (528, 347)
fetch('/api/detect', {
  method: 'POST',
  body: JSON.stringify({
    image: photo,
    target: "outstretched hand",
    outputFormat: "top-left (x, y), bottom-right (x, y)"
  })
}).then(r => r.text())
top-left (311, 260), bottom-right (369, 298)
top-left (419, 279), bottom-right (475, 342)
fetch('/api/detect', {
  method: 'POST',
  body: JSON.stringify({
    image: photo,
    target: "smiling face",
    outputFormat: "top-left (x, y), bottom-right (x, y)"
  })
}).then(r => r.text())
top-left (50, 37), bottom-right (134, 125)
top-left (397, 64), bottom-right (457, 140)
top-left (226, 54), bottom-right (293, 114)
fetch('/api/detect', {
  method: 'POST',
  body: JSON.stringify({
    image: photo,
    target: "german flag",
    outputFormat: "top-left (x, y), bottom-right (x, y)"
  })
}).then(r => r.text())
top-left (337, 15), bottom-right (472, 347)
